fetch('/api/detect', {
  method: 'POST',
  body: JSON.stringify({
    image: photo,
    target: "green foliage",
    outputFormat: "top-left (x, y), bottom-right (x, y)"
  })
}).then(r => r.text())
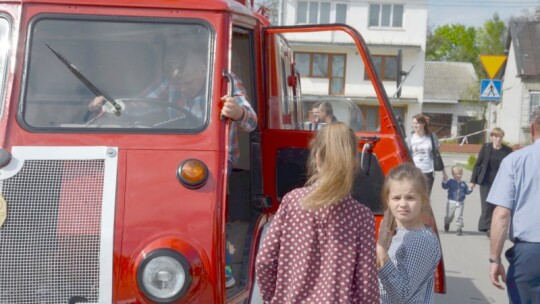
top-left (466, 155), bottom-right (477, 171)
top-left (476, 14), bottom-right (506, 55)
top-left (476, 14), bottom-right (507, 78)
top-left (426, 24), bottom-right (477, 64)
top-left (426, 13), bottom-right (507, 78)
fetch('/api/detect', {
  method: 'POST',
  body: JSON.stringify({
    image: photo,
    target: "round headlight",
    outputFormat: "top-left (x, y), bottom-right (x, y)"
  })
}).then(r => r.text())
top-left (137, 249), bottom-right (192, 303)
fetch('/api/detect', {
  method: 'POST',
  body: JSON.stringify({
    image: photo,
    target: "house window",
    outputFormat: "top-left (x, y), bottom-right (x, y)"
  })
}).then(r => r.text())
top-left (295, 52), bottom-right (346, 95)
top-left (297, 1), bottom-right (348, 24)
top-left (365, 55), bottom-right (397, 81)
top-left (357, 105), bottom-right (405, 132)
top-left (530, 92), bottom-right (540, 123)
top-left (369, 4), bottom-right (404, 28)
top-left (424, 112), bottom-right (452, 138)
top-left (335, 3), bottom-right (347, 23)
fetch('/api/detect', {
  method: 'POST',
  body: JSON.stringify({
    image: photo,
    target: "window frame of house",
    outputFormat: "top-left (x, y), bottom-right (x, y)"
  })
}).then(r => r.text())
top-left (364, 55), bottom-right (397, 81)
top-left (357, 105), bottom-right (405, 132)
top-left (296, 1), bottom-right (348, 24)
top-left (294, 51), bottom-right (347, 95)
top-left (368, 3), bottom-right (404, 28)
top-left (530, 91), bottom-right (540, 123)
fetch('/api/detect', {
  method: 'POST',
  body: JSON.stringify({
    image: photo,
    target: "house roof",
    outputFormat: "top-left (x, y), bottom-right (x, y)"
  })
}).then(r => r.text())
top-left (506, 21), bottom-right (540, 81)
top-left (423, 61), bottom-right (478, 103)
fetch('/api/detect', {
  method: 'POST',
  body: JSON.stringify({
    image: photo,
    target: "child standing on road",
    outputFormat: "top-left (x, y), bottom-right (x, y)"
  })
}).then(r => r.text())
top-left (442, 165), bottom-right (473, 236)
top-left (377, 163), bottom-right (441, 304)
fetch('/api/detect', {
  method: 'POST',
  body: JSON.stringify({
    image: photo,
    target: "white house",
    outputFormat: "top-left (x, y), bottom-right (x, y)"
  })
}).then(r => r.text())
top-left (495, 20), bottom-right (540, 146)
top-left (423, 61), bottom-right (483, 142)
top-left (273, 0), bottom-right (428, 133)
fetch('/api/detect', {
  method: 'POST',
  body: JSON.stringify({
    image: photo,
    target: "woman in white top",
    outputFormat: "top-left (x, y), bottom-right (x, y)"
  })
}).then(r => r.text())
top-left (407, 114), bottom-right (440, 195)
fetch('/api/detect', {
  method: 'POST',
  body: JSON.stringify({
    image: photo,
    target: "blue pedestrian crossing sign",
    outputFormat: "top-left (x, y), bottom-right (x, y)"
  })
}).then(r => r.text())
top-left (480, 79), bottom-right (502, 101)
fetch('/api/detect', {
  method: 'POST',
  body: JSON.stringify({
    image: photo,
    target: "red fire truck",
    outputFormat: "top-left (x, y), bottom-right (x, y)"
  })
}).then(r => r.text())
top-left (0, 0), bottom-right (444, 303)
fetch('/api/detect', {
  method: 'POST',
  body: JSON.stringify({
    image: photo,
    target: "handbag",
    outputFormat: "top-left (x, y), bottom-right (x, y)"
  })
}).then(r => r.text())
top-left (430, 134), bottom-right (444, 171)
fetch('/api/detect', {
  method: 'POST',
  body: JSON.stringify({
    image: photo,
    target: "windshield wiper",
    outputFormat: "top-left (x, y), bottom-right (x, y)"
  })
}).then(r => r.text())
top-left (45, 43), bottom-right (122, 116)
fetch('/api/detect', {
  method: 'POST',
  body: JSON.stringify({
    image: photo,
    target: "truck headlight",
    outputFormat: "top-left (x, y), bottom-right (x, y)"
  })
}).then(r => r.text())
top-left (137, 249), bottom-right (192, 303)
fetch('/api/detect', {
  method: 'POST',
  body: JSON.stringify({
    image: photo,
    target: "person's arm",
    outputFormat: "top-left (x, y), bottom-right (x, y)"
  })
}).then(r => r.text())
top-left (489, 206), bottom-right (510, 290)
top-left (255, 194), bottom-right (288, 302)
top-left (221, 73), bottom-right (258, 131)
top-left (441, 178), bottom-right (449, 189)
top-left (376, 210), bottom-right (394, 269)
top-left (378, 233), bottom-right (441, 303)
top-left (234, 95), bottom-right (257, 131)
top-left (353, 212), bottom-right (380, 303)
top-left (470, 144), bottom-right (487, 185)
top-left (486, 156), bottom-right (515, 290)
top-left (465, 182), bottom-right (473, 194)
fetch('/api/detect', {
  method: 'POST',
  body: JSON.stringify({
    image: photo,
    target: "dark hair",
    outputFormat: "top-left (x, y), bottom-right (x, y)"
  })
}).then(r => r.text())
top-left (319, 102), bottom-right (334, 116)
top-left (413, 113), bottom-right (430, 134)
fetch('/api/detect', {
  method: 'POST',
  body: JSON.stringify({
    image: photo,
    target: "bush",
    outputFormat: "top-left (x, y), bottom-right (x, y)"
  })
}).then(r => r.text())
top-left (466, 155), bottom-right (477, 171)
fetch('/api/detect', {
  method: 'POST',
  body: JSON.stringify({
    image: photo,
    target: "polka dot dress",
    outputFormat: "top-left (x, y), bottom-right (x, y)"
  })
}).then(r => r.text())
top-left (255, 186), bottom-right (380, 303)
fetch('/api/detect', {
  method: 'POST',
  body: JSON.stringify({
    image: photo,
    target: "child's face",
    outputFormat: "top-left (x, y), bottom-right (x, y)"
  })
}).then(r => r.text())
top-left (452, 169), bottom-right (463, 181)
top-left (388, 180), bottom-right (424, 229)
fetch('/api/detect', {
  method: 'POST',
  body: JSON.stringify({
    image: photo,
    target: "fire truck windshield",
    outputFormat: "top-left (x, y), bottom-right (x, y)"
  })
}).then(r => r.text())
top-left (21, 17), bottom-right (213, 132)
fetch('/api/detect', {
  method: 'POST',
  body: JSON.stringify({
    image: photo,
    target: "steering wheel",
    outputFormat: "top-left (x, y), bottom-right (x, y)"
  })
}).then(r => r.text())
top-left (90, 98), bottom-right (200, 128)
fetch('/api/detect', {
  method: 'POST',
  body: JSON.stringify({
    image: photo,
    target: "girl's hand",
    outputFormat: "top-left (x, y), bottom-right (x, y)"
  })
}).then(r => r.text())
top-left (377, 210), bottom-right (394, 251)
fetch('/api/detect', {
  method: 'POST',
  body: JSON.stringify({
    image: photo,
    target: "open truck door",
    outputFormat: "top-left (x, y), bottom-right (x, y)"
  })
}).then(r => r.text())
top-left (250, 24), bottom-right (445, 303)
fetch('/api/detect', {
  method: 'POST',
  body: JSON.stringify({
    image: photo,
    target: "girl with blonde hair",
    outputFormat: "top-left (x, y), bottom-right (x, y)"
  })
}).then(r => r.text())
top-left (256, 122), bottom-right (379, 303)
top-left (377, 163), bottom-right (441, 303)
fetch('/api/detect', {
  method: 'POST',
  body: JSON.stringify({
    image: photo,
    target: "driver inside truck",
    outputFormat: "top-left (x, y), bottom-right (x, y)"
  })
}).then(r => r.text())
top-left (90, 44), bottom-right (258, 288)
top-left (88, 44), bottom-right (208, 122)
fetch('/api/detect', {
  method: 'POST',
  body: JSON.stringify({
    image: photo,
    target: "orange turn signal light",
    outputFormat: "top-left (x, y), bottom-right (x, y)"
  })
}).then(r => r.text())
top-left (177, 159), bottom-right (208, 189)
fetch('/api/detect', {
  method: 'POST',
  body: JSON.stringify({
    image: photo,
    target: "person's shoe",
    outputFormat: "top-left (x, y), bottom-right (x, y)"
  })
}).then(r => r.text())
top-left (444, 223), bottom-right (449, 232)
top-left (457, 229), bottom-right (463, 236)
top-left (225, 265), bottom-right (235, 288)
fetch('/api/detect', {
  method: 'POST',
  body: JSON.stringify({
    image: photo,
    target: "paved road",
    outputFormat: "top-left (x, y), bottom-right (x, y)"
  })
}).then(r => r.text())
top-left (432, 153), bottom-right (512, 304)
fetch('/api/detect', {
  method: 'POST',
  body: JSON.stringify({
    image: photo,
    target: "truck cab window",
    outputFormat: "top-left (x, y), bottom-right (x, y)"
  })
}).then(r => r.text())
top-left (21, 17), bottom-right (213, 133)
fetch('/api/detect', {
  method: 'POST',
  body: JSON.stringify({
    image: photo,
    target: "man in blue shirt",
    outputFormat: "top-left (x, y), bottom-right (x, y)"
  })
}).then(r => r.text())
top-left (487, 107), bottom-right (540, 303)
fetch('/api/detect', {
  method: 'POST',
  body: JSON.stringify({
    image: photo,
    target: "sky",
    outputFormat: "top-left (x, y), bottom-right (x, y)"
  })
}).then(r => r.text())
top-left (427, 0), bottom-right (539, 28)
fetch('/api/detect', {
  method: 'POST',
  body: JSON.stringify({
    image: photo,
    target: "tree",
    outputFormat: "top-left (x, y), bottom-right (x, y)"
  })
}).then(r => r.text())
top-left (476, 14), bottom-right (506, 56)
top-left (475, 14), bottom-right (507, 78)
top-left (426, 14), bottom-right (508, 77)
top-left (509, 6), bottom-right (539, 22)
top-left (426, 24), bottom-right (478, 66)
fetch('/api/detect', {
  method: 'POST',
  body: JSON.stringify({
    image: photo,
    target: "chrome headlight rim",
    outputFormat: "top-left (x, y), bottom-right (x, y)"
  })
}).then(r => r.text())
top-left (136, 248), bottom-right (192, 303)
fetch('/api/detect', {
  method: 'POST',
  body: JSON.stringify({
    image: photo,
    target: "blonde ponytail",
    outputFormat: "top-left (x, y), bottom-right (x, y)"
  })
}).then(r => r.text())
top-left (302, 122), bottom-right (358, 209)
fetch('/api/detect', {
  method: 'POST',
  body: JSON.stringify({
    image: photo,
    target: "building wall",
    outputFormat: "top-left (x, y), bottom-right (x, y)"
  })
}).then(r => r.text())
top-left (281, 0), bottom-right (428, 132)
top-left (282, 0), bottom-right (427, 48)
top-left (422, 102), bottom-right (484, 140)
top-left (498, 44), bottom-right (526, 145)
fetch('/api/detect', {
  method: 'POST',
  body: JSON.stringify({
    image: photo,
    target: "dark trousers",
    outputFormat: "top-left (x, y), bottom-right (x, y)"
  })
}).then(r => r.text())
top-left (424, 172), bottom-right (434, 197)
top-left (478, 184), bottom-right (494, 232)
top-left (505, 242), bottom-right (540, 304)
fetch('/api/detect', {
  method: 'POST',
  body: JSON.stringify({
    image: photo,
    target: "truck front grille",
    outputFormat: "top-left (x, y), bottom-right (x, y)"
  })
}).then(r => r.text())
top-left (0, 147), bottom-right (117, 304)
